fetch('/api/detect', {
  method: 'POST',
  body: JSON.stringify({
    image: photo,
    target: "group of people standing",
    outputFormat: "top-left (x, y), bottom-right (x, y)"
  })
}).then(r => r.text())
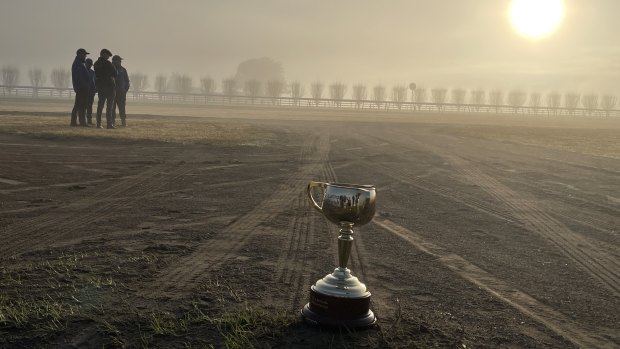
top-left (71, 48), bottom-right (130, 129)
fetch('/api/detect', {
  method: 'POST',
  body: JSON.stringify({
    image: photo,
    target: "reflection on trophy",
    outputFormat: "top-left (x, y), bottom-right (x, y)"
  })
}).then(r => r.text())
top-left (302, 181), bottom-right (377, 329)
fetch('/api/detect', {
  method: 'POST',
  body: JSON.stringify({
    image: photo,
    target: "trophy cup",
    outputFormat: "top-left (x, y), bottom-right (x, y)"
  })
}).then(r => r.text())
top-left (302, 181), bottom-right (377, 329)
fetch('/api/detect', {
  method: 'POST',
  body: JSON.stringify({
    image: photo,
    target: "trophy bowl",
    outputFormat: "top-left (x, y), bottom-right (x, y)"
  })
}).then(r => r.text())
top-left (302, 181), bottom-right (377, 329)
top-left (307, 181), bottom-right (376, 226)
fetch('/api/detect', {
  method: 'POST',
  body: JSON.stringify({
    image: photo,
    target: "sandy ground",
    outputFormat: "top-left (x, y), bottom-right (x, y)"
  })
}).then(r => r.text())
top-left (0, 99), bottom-right (619, 348)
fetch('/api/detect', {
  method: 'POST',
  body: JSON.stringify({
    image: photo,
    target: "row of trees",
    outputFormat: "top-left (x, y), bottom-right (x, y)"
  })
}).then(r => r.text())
top-left (1, 66), bottom-right (618, 115)
top-left (0, 65), bottom-right (151, 98)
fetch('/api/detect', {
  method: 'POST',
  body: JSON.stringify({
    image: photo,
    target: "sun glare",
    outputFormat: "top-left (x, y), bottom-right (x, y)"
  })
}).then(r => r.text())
top-left (510, 0), bottom-right (565, 39)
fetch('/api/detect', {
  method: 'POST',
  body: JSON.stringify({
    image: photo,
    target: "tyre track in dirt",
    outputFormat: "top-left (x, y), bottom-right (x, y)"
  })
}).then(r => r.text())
top-left (0, 175), bottom-right (138, 195)
top-left (44, 176), bottom-right (291, 249)
top-left (483, 176), bottom-right (619, 233)
top-left (359, 128), bottom-right (620, 296)
top-left (446, 154), bottom-right (620, 296)
top-left (355, 156), bottom-right (518, 227)
top-left (145, 132), bottom-right (333, 298)
top-left (331, 127), bottom-right (618, 343)
top-left (550, 210), bottom-right (618, 235)
top-left (0, 153), bottom-right (196, 256)
top-left (273, 194), bottom-right (317, 311)
top-left (327, 132), bottom-right (521, 225)
top-left (418, 131), bottom-right (620, 236)
top-left (277, 157), bottom-right (345, 312)
top-left (372, 127), bottom-right (619, 236)
top-left (456, 168), bottom-right (620, 231)
top-left (1, 163), bottom-right (194, 255)
top-left (375, 218), bottom-right (618, 349)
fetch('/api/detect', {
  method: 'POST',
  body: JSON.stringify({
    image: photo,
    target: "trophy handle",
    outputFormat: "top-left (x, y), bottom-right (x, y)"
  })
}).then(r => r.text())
top-left (307, 181), bottom-right (327, 212)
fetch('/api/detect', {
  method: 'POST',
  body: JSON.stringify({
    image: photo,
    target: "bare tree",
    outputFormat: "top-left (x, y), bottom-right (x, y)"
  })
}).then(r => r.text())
top-left (431, 88), bottom-right (447, 112)
top-left (564, 93), bottom-right (580, 116)
top-left (373, 85), bottom-right (386, 109)
top-left (529, 92), bottom-right (542, 115)
top-left (451, 88), bottom-right (466, 112)
top-left (170, 73), bottom-right (192, 96)
top-left (508, 90), bottom-right (527, 114)
top-left (581, 94), bottom-right (599, 116)
top-left (601, 95), bottom-right (618, 117)
top-left (167, 73), bottom-right (192, 102)
top-left (546, 92), bottom-right (561, 116)
top-left (310, 81), bottom-right (324, 107)
top-left (489, 89), bottom-right (504, 114)
top-left (290, 81), bottom-right (304, 106)
top-left (352, 84), bottom-right (367, 109)
top-left (414, 87), bottom-right (426, 111)
top-left (222, 78), bottom-right (237, 103)
top-left (200, 77), bottom-right (216, 96)
top-left (28, 68), bottom-right (45, 97)
top-left (391, 85), bottom-right (408, 110)
top-left (470, 89), bottom-right (485, 112)
top-left (409, 82), bottom-right (417, 105)
top-left (329, 82), bottom-right (347, 107)
top-left (2, 66), bottom-right (20, 96)
top-left (154, 74), bottom-right (168, 100)
top-left (266, 80), bottom-right (285, 104)
top-left (129, 72), bottom-right (149, 100)
top-left (244, 79), bottom-right (261, 104)
top-left (50, 68), bottom-right (70, 97)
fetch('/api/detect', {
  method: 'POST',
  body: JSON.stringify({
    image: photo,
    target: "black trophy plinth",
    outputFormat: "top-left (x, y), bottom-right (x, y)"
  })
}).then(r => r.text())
top-left (302, 286), bottom-right (376, 329)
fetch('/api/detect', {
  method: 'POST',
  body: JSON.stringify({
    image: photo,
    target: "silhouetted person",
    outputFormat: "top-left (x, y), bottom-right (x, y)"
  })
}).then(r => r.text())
top-left (70, 48), bottom-right (91, 127)
top-left (94, 49), bottom-right (117, 129)
top-left (85, 58), bottom-right (97, 125)
top-left (112, 55), bottom-right (130, 127)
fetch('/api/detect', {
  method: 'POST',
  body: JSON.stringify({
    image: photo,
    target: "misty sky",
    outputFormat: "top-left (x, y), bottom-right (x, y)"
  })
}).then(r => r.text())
top-left (1, 0), bottom-right (618, 95)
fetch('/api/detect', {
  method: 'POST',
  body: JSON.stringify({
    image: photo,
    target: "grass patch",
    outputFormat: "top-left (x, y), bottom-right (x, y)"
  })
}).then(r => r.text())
top-left (0, 115), bottom-right (275, 146)
top-left (89, 303), bottom-right (293, 349)
top-left (178, 303), bottom-right (294, 349)
top-left (0, 294), bottom-right (76, 330)
top-left (211, 306), bottom-right (293, 349)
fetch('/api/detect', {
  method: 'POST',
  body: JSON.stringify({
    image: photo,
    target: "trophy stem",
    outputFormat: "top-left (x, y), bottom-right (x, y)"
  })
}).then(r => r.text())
top-left (337, 222), bottom-right (354, 270)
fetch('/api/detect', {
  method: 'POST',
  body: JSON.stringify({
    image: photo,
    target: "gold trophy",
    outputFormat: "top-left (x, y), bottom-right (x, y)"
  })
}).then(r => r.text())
top-left (302, 181), bottom-right (377, 329)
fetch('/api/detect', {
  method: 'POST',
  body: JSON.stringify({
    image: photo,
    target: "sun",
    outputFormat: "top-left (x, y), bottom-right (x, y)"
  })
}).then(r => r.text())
top-left (510, 0), bottom-right (565, 39)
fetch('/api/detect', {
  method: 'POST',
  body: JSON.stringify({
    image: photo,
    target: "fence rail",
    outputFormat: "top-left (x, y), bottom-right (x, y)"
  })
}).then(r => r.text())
top-left (1, 85), bottom-right (618, 118)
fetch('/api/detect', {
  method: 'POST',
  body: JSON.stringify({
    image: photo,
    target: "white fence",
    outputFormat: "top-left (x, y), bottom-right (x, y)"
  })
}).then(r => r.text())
top-left (1, 85), bottom-right (618, 118)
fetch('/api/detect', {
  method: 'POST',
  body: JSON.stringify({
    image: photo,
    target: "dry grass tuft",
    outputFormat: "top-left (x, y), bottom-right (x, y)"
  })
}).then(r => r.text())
top-left (0, 115), bottom-right (275, 146)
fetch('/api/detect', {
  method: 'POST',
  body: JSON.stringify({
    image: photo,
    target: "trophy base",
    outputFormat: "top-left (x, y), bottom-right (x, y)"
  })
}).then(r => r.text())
top-left (301, 287), bottom-right (376, 329)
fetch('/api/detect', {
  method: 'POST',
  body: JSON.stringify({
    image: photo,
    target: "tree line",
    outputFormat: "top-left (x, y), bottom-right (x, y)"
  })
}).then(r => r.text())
top-left (1, 65), bottom-right (618, 115)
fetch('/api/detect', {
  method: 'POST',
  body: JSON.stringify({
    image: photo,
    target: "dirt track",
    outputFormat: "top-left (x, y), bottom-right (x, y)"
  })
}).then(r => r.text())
top-left (0, 100), bottom-right (619, 348)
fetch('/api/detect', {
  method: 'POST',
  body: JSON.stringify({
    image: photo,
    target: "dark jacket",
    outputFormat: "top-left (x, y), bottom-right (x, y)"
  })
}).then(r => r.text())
top-left (71, 57), bottom-right (90, 93)
top-left (86, 68), bottom-right (96, 93)
top-left (94, 57), bottom-right (117, 90)
top-left (115, 66), bottom-right (130, 93)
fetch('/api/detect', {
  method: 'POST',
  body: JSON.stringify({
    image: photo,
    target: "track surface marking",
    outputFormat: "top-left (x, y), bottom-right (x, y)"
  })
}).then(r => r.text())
top-left (375, 218), bottom-right (617, 349)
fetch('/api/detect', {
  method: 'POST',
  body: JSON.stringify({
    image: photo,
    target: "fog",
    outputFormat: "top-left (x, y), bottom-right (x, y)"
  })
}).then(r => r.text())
top-left (1, 0), bottom-right (619, 94)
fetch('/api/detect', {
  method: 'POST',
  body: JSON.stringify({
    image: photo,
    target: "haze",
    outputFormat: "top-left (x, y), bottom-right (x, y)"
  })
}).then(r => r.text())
top-left (1, 0), bottom-right (618, 94)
